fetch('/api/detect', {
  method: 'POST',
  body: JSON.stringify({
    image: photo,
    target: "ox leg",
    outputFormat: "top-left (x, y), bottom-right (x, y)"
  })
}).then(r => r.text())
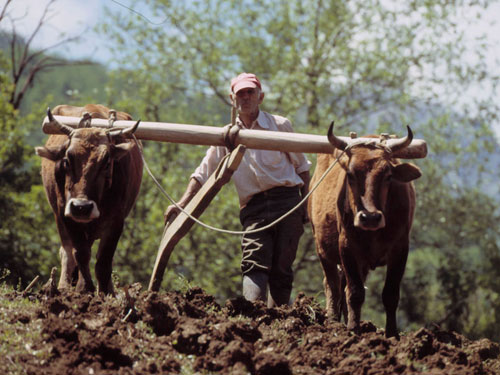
top-left (340, 247), bottom-right (365, 334)
top-left (318, 253), bottom-right (342, 322)
top-left (95, 221), bottom-right (123, 295)
top-left (54, 217), bottom-right (78, 290)
top-left (73, 245), bottom-right (95, 293)
top-left (58, 244), bottom-right (77, 289)
top-left (382, 246), bottom-right (408, 338)
top-left (66, 225), bottom-right (94, 292)
top-left (339, 268), bottom-right (348, 324)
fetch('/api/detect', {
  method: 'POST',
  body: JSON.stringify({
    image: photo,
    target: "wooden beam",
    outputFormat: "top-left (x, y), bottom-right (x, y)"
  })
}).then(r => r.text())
top-left (41, 115), bottom-right (428, 158)
top-left (148, 145), bottom-right (246, 292)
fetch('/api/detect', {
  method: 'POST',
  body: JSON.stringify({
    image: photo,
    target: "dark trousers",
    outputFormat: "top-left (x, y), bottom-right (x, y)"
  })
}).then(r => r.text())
top-left (239, 186), bottom-right (304, 305)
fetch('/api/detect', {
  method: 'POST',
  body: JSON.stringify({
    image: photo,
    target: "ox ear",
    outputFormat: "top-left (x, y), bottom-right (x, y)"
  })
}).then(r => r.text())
top-left (392, 162), bottom-right (422, 182)
top-left (35, 142), bottom-right (68, 161)
top-left (110, 142), bottom-right (135, 161)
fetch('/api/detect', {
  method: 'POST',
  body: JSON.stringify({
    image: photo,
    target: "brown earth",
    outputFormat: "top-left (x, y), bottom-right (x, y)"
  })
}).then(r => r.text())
top-left (6, 284), bottom-right (500, 375)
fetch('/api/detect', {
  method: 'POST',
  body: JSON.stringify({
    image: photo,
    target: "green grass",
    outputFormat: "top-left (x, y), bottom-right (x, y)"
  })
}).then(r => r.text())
top-left (0, 281), bottom-right (50, 375)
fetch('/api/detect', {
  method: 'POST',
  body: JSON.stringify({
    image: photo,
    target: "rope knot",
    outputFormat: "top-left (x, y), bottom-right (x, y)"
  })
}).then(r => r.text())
top-left (223, 123), bottom-right (241, 151)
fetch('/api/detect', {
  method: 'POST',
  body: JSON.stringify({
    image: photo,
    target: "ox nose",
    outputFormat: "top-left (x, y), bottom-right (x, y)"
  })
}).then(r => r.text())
top-left (70, 200), bottom-right (94, 217)
top-left (359, 212), bottom-right (382, 223)
top-left (65, 198), bottom-right (100, 222)
top-left (356, 211), bottom-right (385, 230)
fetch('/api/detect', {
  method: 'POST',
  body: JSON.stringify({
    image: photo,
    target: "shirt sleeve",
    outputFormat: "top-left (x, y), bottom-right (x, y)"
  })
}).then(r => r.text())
top-left (277, 118), bottom-right (312, 174)
top-left (190, 145), bottom-right (228, 185)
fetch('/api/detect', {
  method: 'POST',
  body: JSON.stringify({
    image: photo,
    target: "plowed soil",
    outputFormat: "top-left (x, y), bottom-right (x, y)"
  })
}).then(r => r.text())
top-left (7, 284), bottom-right (500, 375)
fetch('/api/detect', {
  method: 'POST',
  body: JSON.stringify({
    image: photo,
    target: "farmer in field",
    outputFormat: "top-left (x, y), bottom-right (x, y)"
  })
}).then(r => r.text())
top-left (164, 73), bottom-right (311, 307)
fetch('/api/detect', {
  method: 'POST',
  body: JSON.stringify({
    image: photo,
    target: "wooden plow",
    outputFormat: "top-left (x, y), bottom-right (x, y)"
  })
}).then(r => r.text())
top-left (42, 116), bottom-right (428, 291)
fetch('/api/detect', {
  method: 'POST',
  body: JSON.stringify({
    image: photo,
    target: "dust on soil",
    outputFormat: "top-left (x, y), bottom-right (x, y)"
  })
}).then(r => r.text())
top-left (8, 284), bottom-right (500, 375)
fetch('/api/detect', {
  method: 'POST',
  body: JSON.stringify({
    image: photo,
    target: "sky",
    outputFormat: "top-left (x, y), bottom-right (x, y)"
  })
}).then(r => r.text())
top-left (0, 0), bottom-right (123, 61)
top-left (1, 0), bottom-right (499, 138)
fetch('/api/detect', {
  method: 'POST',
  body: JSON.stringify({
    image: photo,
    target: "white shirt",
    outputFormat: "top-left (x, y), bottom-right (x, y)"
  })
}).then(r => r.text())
top-left (191, 111), bottom-right (311, 207)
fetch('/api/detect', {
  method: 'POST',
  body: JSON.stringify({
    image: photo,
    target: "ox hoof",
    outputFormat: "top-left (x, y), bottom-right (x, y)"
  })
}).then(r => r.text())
top-left (385, 329), bottom-right (400, 339)
top-left (347, 323), bottom-right (361, 335)
top-left (326, 313), bottom-right (342, 323)
top-left (75, 282), bottom-right (96, 294)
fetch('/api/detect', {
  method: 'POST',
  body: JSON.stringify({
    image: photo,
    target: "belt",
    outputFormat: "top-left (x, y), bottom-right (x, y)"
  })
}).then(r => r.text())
top-left (251, 186), bottom-right (300, 201)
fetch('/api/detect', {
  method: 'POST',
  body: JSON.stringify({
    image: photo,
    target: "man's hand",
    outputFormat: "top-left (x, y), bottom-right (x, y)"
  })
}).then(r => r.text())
top-left (163, 178), bottom-right (203, 226)
top-left (164, 204), bottom-right (181, 225)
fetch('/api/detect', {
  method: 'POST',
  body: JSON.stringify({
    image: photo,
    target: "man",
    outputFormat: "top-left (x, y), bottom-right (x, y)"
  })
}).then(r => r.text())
top-left (164, 73), bottom-right (311, 307)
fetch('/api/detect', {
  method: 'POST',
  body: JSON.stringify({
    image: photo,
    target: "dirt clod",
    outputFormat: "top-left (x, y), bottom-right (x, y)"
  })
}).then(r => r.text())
top-left (10, 286), bottom-right (500, 374)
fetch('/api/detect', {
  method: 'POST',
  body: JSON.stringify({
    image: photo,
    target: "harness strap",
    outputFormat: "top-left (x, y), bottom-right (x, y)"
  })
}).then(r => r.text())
top-left (223, 104), bottom-right (241, 151)
top-left (108, 109), bottom-right (117, 128)
top-left (78, 112), bottom-right (92, 128)
top-left (223, 123), bottom-right (241, 151)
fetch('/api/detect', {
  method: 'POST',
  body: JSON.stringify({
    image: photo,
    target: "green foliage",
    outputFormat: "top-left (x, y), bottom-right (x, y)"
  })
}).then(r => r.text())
top-left (99, 0), bottom-right (498, 135)
top-left (19, 62), bottom-right (109, 112)
top-left (20, 63), bottom-right (109, 146)
top-left (0, 51), bottom-right (55, 286)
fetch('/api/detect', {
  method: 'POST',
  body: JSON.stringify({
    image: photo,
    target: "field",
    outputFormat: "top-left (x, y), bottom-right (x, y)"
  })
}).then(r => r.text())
top-left (1, 281), bottom-right (499, 375)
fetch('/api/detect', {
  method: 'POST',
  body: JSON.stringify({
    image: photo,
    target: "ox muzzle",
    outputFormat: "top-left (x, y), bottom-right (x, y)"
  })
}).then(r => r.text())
top-left (64, 198), bottom-right (100, 223)
top-left (354, 210), bottom-right (385, 231)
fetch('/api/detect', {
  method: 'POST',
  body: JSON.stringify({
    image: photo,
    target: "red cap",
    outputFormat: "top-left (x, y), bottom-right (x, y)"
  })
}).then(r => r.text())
top-left (230, 73), bottom-right (261, 94)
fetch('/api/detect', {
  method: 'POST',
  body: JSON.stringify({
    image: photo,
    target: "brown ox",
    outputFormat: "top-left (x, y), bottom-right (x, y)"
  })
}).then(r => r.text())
top-left (308, 123), bottom-right (424, 338)
top-left (35, 104), bottom-right (143, 294)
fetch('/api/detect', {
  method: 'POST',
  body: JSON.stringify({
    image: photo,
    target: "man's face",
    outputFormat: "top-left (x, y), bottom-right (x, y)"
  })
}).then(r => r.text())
top-left (233, 87), bottom-right (264, 115)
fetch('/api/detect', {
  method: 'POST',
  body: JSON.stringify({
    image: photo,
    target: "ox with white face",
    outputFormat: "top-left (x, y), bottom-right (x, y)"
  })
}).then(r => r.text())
top-left (308, 122), bottom-right (425, 338)
top-left (38, 129), bottom-right (135, 223)
top-left (342, 149), bottom-right (421, 231)
top-left (36, 105), bottom-right (143, 294)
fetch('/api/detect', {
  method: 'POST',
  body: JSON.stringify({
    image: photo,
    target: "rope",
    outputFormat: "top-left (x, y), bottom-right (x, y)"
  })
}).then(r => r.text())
top-left (223, 102), bottom-right (240, 150)
top-left (133, 135), bottom-right (348, 235)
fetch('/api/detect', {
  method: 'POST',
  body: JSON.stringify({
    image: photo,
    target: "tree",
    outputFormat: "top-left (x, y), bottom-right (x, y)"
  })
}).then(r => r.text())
top-left (0, 47), bottom-right (59, 286)
top-left (100, 0), bottom-right (498, 131)
top-left (0, 0), bottom-right (90, 110)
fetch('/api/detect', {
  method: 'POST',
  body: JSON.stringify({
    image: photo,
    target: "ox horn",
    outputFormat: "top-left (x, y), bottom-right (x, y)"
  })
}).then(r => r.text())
top-left (327, 121), bottom-right (348, 151)
top-left (47, 107), bottom-right (73, 136)
top-left (388, 125), bottom-right (413, 154)
top-left (108, 119), bottom-right (141, 138)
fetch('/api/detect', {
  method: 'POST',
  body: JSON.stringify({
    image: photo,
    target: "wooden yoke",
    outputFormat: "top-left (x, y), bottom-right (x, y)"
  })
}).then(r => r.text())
top-left (148, 145), bottom-right (246, 292)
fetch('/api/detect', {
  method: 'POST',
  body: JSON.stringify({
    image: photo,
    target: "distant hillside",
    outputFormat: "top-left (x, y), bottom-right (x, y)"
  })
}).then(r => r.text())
top-left (0, 31), bottom-right (109, 115)
top-left (19, 60), bottom-right (110, 147)
top-left (19, 62), bottom-right (109, 114)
